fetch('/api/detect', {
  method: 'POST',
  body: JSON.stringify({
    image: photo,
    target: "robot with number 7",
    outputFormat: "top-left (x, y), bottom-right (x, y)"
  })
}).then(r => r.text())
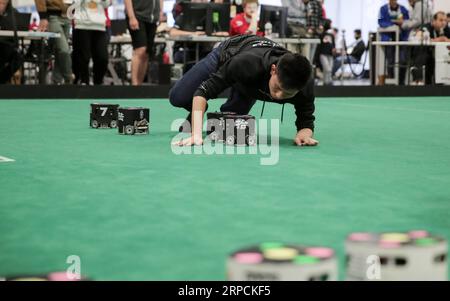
top-left (90, 103), bottom-right (119, 128)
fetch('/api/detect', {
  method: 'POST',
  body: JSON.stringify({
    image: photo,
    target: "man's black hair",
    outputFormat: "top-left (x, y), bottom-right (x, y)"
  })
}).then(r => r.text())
top-left (322, 18), bottom-right (332, 31)
top-left (355, 29), bottom-right (362, 36)
top-left (277, 53), bottom-right (312, 91)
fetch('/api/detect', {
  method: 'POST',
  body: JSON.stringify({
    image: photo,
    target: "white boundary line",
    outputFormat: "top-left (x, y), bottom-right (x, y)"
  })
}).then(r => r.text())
top-left (0, 156), bottom-right (15, 163)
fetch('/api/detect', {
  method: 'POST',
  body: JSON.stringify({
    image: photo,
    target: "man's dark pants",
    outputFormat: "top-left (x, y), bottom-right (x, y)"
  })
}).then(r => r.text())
top-left (169, 46), bottom-right (256, 114)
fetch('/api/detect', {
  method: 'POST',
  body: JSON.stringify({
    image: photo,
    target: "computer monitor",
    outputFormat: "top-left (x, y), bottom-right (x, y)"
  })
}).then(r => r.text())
top-left (15, 13), bottom-right (32, 31)
top-left (180, 2), bottom-right (230, 35)
top-left (180, 2), bottom-right (208, 32)
top-left (258, 5), bottom-right (288, 38)
top-left (205, 3), bottom-right (231, 35)
top-left (110, 19), bottom-right (128, 36)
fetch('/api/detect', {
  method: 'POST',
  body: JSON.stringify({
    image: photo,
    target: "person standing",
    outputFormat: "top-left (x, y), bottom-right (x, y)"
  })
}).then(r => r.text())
top-left (401, 0), bottom-right (433, 32)
top-left (315, 20), bottom-right (335, 85)
top-left (282, 0), bottom-right (307, 37)
top-left (35, 0), bottom-right (72, 84)
top-left (0, 0), bottom-right (21, 84)
top-left (378, 0), bottom-right (410, 84)
top-left (71, 0), bottom-right (111, 85)
top-left (303, 0), bottom-right (323, 37)
top-left (125, 0), bottom-right (163, 86)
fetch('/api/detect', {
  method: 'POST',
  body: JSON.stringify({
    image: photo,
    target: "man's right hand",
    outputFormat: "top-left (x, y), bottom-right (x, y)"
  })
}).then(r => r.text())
top-left (172, 136), bottom-right (204, 146)
top-left (129, 17), bottom-right (139, 31)
top-left (38, 19), bottom-right (49, 32)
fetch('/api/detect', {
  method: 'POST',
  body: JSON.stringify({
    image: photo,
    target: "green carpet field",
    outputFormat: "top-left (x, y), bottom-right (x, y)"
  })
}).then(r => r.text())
top-left (0, 97), bottom-right (449, 280)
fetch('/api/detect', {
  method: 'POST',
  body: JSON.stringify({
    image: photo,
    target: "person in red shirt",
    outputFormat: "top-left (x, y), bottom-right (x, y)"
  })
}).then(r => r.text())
top-left (229, 0), bottom-right (263, 36)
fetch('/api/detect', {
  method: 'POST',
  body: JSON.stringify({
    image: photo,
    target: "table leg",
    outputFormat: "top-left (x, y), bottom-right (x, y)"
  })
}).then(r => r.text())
top-left (38, 38), bottom-right (46, 84)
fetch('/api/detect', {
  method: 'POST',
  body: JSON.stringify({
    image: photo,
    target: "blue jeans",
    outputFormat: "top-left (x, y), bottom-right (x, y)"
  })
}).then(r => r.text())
top-left (332, 55), bottom-right (359, 76)
top-left (169, 47), bottom-right (256, 114)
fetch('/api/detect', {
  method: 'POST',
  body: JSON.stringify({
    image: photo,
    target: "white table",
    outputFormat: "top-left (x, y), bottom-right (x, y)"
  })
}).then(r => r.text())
top-left (373, 40), bottom-right (450, 85)
top-left (0, 30), bottom-right (60, 39)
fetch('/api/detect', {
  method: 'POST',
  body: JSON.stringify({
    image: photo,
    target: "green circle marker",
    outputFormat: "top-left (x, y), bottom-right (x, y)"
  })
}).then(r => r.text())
top-left (260, 242), bottom-right (284, 250)
top-left (415, 238), bottom-right (437, 246)
top-left (294, 255), bottom-right (320, 265)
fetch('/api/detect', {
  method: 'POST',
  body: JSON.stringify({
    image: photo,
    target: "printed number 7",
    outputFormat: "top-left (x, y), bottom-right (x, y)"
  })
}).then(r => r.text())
top-left (100, 107), bottom-right (108, 117)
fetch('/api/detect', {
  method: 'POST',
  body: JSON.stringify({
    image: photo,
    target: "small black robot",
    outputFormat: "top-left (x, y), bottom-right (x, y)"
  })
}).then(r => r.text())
top-left (117, 107), bottom-right (150, 135)
top-left (90, 103), bottom-right (119, 128)
top-left (206, 112), bottom-right (256, 146)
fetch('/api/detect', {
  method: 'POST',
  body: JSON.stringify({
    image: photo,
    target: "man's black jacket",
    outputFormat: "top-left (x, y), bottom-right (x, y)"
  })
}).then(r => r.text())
top-left (193, 35), bottom-right (316, 132)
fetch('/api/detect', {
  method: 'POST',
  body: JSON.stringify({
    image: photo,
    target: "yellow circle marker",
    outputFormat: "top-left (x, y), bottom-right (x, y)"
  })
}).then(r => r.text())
top-left (12, 277), bottom-right (47, 281)
top-left (380, 233), bottom-right (410, 243)
top-left (263, 248), bottom-right (298, 261)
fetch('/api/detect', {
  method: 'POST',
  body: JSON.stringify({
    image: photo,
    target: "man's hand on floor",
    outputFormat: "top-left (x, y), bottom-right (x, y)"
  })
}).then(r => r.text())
top-left (173, 136), bottom-right (204, 146)
top-left (294, 128), bottom-right (319, 146)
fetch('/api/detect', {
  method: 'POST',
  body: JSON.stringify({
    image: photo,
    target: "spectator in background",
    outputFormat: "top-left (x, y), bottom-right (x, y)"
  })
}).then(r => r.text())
top-left (229, 0), bottom-right (262, 36)
top-left (422, 12), bottom-right (450, 42)
top-left (282, 0), bottom-right (307, 37)
top-left (401, 0), bottom-right (432, 32)
top-left (378, 0), bottom-right (410, 85)
top-left (0, 0), bottom-right (21, 84)
top-left (71, 0), bottom-right (111, 85)
top-left (332, 29), bottom-right (366, 76)
top-left (125, 0), bottom-right (163, 85)
top-left (35, 0), bottom-right (72, 84)
top-left (319, 0), bottom-right (326, 19)
top-left (314, 19), bottom-right (335, 85)
top-left (332, 27), bottom-right (343, 57)
top-left (303, 0), bottom-right (323, 37)
top-left (410, 12), bottom-right (450, 85)
top-left (378, 0), bottom-right (410, 41)
top-left (29, 17), bottom-right (38, 31)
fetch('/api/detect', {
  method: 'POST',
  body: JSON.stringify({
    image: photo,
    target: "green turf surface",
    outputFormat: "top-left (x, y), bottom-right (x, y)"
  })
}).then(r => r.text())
top-left (0, 97), bottom-right (449, 280)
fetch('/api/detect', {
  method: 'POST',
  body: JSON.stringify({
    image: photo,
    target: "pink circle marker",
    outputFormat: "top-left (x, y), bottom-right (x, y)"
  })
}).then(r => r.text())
top-left (47, 272), bottom-right (80, 281)
top-left (379, 241), bottom-right (401, 249)
top-left (234, 252), bottom-right (264, 264)
top-left (348, 233), bottom-right (373, 242)
top-left (409, 230), bottom-right (429, 239)
top-left (305, 247), bottom-right (334, 259)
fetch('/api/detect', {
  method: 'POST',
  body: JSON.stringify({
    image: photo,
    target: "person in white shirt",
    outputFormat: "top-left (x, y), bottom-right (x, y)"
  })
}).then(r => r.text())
top-left (70, 0), bottom-right (112, 85)
top-left (400, 0), bottom-right (433, 31)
